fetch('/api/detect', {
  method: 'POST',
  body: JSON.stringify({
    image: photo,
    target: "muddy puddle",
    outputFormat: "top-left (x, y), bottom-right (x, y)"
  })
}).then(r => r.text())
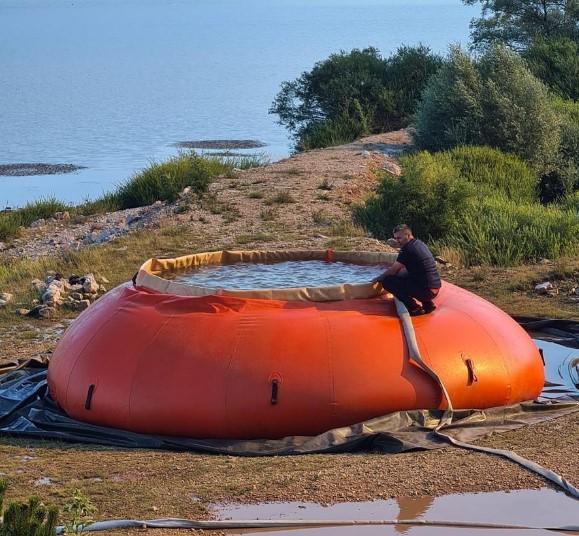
top-left (212, 489), bottom-right (579, 535)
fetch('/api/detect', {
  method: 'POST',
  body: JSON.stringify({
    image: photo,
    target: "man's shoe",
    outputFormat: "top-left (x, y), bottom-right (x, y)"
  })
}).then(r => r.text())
top-left (409, 307), bottom-right (426, 317)
top-left (423, 302), bottom-right (437, 314)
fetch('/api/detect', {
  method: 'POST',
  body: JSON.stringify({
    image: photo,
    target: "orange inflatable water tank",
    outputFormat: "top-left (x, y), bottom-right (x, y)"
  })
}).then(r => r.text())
top-left (48, 250), bottom-right (544, 439)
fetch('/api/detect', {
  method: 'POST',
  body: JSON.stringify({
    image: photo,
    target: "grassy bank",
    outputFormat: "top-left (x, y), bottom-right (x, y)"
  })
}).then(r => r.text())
top-left (0, 152), bottom-right (266, 242)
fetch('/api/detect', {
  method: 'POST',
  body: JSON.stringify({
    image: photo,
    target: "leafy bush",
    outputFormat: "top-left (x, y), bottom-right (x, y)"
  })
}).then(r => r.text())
top-left (446, 146), bottom-right (538, 202)
top-left (271, 45), bottom-right (442, 150)
top-left (439, 196), bottom-right (579, 266)
top-left (524, 37), bottom-right (579, 100)
top-left (353, 152), bottom-right (474, 241)
top-left (413, 45), bottom-right (560, 172)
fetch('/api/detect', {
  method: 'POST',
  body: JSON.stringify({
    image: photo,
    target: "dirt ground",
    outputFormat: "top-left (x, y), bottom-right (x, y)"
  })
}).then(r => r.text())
top-left (0, 131), bottom-right (577, 532)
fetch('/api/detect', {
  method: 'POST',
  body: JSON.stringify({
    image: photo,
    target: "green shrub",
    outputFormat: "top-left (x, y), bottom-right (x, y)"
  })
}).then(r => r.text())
top-left (412, 47), bottom-right (483, 151)
top-left (380, 44), bottom-right (444, 128)
top-left (271, 45), bottom-right (442, 151)
top-left (115, 153), bottom-right (229, 208)
top-left (0, 479), bottom-right (58, 536)
top-left (353, 152), bottom-right (473, 241)
top-left (558, 190), bottom-right (579, 213)
top-left (298, 110), bottom-right (369, 151)
top-left (540, 98), bottom-right (579, 201)
top-left (445, 146), bottom-right (538, 202)
top-left (414, 45), bottom-right (560, 172)
top-left (439, 196), bottom-right (579, 266)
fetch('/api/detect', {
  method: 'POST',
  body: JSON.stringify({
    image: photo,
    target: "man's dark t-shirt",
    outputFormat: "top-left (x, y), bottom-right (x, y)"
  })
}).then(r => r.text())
top-left (396, 239), bottom-right (441, 289)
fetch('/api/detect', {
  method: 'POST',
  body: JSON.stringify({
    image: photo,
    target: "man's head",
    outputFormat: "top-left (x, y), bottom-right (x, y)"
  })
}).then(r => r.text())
top-left (392, 224), bottom-right (413, 247)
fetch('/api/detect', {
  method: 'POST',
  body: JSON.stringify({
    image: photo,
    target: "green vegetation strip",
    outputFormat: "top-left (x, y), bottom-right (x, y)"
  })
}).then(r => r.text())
top-left (0, 153), bottom-right (266, 242)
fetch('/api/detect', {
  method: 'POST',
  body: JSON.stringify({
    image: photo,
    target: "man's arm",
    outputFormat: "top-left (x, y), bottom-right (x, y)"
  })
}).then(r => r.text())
top-left (371, 261), bottom-right (405, 283)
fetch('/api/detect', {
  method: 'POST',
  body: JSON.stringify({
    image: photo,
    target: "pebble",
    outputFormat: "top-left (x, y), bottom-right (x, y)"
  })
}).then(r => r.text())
top-left (534, 281), bottom-right (555, 295)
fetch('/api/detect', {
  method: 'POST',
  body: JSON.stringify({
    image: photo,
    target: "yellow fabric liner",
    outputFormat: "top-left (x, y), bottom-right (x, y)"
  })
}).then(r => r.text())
top-left (136, 250), bottom-right (398, 302)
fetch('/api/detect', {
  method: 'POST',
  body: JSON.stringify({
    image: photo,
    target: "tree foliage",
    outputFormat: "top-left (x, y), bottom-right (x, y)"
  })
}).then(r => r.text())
top-left (413, 45), bottom-right (560, 171)
top-left (464, 0), bottom-right (579, 50)
top-left (270, 45), bottom-right (442, 151)
top-left (524, 36), bottom-right (579, 100)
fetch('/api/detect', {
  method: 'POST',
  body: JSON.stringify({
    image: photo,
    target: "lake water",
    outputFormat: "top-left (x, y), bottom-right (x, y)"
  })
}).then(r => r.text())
top-left (172, 260), bottom-right (387, 289)
top-left (0, 0), bottom-right (477, 207)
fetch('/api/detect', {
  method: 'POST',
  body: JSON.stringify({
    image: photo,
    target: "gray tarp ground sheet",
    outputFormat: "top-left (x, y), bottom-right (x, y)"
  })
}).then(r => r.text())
top-left (0, 319), bottom-right (577, 456)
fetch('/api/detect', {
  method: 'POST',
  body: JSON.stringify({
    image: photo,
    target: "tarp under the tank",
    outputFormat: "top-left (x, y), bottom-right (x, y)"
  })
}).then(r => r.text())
top-left (0, 319), bottom-right (576, 456)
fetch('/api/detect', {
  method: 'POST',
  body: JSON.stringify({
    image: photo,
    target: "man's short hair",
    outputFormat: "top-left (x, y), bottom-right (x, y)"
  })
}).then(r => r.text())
top-left (393, 224), bottom-right (412, 234)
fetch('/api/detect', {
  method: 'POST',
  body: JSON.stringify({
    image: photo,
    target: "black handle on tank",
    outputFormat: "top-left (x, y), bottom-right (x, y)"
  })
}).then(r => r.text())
top-left (271, 379), bottom-right (279, 405)
top-left (85, 384), bottom-right (95, 410)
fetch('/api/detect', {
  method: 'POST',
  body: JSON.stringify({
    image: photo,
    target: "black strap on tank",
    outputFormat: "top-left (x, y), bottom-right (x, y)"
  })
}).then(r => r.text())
top-left (85, 384), bottom-right (95, 410)
top-left (270, 380), bottom-right (279, 405)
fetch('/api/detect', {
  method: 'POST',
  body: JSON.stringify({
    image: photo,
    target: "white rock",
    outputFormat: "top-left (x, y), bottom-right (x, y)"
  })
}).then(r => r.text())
top-left (30, 218), bottom-right (46, 228)
top-left (31, 279), bottom-right (47, 294)
top-left (82, 273), bottom-right (99, 294)
top-left (535, 282), bottom-right (554, 295)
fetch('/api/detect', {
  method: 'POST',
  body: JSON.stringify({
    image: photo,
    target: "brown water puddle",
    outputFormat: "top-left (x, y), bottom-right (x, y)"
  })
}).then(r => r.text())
top-left (212, 488), bottom-right (579, 535)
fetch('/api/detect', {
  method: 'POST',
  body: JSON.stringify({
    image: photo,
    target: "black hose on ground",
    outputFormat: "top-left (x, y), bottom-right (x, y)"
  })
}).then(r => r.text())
top-left (55, 517), bottom-right (579, 533)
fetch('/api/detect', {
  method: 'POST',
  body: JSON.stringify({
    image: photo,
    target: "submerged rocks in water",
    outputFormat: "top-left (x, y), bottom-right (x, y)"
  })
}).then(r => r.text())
top-left (0, 163), bottom-right (85, 176)
top-left (175, 140), bottom-right (267, 150)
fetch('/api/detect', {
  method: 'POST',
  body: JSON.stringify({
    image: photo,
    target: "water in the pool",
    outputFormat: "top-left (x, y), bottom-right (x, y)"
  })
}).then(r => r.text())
top-left (172, 260), bottom-right (386, 289)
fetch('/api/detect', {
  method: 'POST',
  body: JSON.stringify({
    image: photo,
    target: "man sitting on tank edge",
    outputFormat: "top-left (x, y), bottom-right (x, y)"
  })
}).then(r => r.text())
top-left (371, 224), bottom-right (441, 316)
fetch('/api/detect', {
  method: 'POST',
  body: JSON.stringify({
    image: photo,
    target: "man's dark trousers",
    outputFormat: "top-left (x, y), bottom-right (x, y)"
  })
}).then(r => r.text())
top-left (379, 275), bottom-right (437, 312)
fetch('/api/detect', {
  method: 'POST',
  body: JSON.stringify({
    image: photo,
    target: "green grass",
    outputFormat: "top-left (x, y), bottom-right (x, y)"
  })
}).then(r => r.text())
top-left (0, 198), bottom-right (70, 241)
top-left (438, 196), bottom-right (579, 266)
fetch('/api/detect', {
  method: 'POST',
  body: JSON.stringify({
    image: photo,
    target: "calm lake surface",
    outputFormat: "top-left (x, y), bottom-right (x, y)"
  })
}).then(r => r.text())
top-left (0, 0), bottom-right (477, 207)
